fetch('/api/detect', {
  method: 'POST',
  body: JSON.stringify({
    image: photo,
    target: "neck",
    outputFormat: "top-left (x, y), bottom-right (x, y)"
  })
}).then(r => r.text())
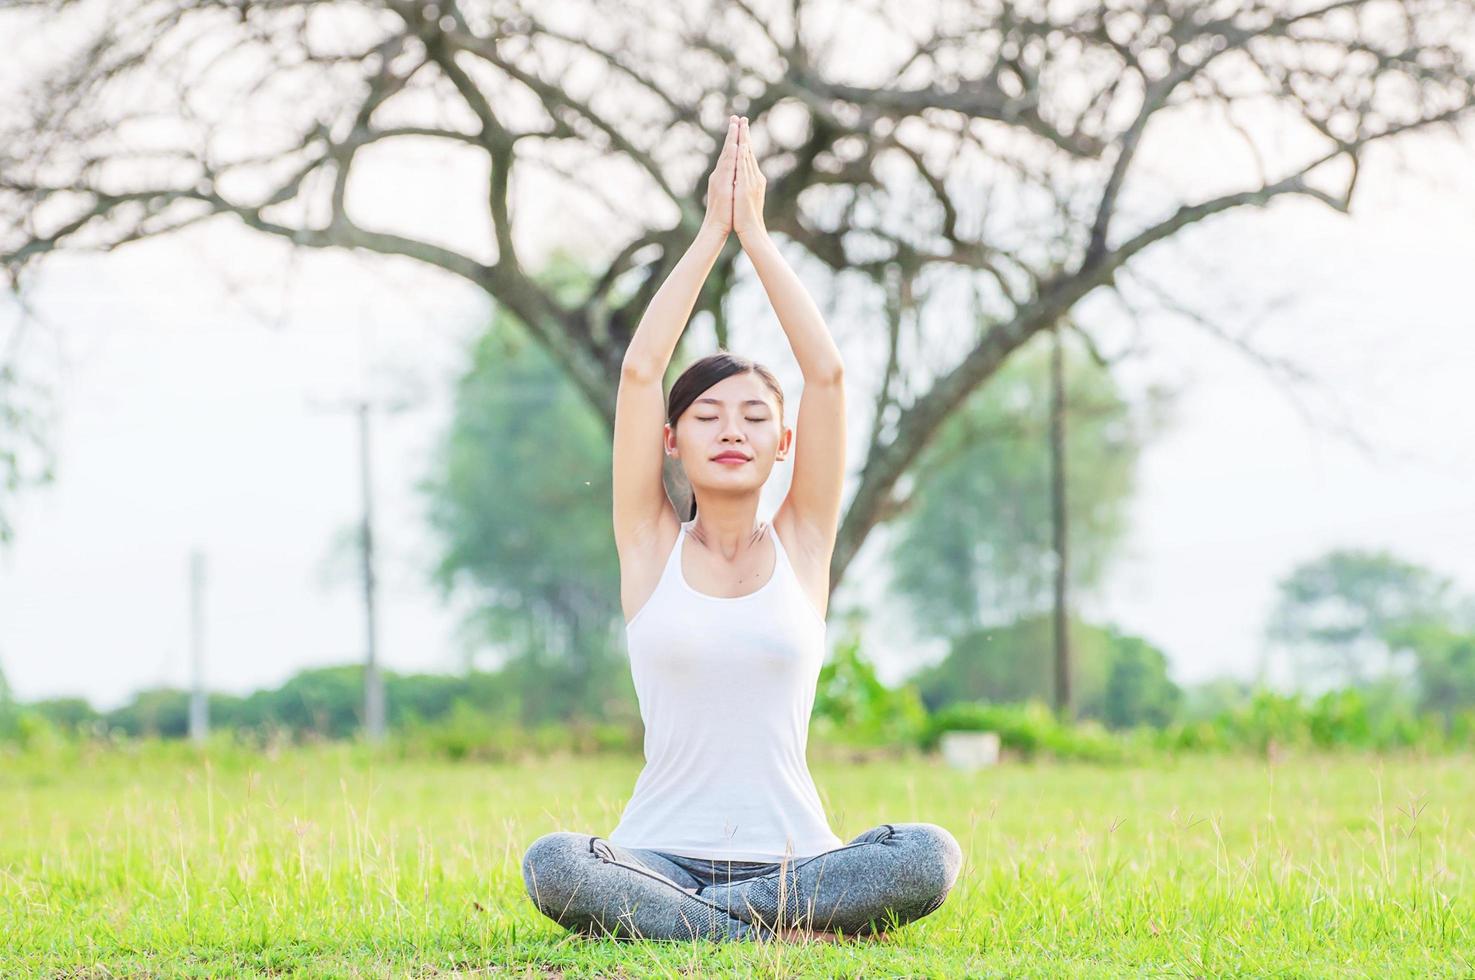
top-left (688, 498), bottom-right (765, 557)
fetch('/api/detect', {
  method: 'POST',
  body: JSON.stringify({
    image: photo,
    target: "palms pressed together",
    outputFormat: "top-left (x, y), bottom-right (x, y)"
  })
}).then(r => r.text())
top-left (704, 114), bottom-right (767, 240)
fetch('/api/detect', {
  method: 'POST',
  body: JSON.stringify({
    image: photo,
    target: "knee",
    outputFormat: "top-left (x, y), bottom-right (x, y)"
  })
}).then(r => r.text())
top-left (521, 831), bottom-right (591, 916)
top-left (889, 822), bottom-right (963, 906)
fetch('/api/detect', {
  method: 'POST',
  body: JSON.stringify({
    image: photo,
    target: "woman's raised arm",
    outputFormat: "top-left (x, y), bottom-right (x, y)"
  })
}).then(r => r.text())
top-left (732, 116), bottom-right (847, 555)
top-left (613, 116), bottom-right (740, 552)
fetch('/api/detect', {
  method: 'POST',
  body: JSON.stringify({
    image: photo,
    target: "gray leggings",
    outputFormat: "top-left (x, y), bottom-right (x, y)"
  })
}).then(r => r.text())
top-left (520, 822), bottom-right (963, 942)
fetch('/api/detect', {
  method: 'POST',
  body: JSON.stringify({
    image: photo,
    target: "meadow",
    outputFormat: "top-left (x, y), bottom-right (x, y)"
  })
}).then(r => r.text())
top-left (3, 743), bottom-right (1471, 978)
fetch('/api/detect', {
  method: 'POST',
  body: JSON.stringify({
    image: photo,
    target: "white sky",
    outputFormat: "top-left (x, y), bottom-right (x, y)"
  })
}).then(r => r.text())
top-left (2, 13), bottom-right (1474, 708)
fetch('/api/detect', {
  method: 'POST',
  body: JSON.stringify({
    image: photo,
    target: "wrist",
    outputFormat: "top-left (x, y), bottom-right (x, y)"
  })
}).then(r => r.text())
top-left (697, 218), bottom-right (730, 245)
top-left (736, 224), bottom-right (771, 248)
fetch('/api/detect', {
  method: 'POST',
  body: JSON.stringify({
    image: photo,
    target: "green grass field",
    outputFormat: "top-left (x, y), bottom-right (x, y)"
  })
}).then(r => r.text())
top-left (3, 744), bottom-right (1471, 977)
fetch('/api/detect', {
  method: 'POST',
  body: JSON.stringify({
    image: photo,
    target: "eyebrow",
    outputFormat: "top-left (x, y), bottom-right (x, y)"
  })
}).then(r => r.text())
top-left (695, 398), bottom-right (771, 408)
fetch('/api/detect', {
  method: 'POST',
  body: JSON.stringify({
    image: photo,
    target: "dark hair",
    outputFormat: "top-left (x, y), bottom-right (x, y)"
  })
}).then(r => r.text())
top-left (667, 349), bottom-right (785, 520)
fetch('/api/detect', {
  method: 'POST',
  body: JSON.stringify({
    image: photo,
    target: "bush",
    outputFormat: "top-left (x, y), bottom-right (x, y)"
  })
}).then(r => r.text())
top-left (394, 702), bottom-right (642, 762)
top-left (813, 632), bottom-right (928, 747)
top-left (919, 700), bottom-right (1136, 763)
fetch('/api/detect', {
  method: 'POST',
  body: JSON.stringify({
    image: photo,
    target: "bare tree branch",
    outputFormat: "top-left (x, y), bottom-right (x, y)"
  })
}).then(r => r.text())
top-left (2, 0), bottom-right (1473, 595)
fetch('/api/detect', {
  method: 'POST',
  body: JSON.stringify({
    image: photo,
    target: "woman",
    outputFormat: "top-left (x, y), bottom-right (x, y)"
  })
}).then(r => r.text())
top-left (520, 115), bottom-right (962, 943)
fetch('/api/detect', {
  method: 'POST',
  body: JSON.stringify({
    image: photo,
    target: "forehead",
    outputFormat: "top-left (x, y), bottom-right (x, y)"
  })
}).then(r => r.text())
top-left (694, 372), bottom-right (776, 409)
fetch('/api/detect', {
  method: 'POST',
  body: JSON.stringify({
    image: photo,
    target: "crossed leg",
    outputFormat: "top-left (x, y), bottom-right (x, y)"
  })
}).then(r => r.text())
top-left (520, 832), bottom-right (770, 941)
top-left (520, 822), bottom-right (962, 942)
top-left (697, 823), bottom-right (962, 937)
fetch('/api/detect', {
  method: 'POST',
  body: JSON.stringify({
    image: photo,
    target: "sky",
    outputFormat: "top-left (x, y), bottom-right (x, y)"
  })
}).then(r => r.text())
top-left (2, 14), bottom-right (1474, 709)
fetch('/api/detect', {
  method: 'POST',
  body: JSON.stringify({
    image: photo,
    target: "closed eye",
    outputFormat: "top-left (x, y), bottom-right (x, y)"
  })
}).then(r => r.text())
top-left (697, 416), bottom-right (768, 422)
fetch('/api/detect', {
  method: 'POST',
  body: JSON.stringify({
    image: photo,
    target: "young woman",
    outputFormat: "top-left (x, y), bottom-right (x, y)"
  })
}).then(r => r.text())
top-left (520, 115), bottom-right (962, 943)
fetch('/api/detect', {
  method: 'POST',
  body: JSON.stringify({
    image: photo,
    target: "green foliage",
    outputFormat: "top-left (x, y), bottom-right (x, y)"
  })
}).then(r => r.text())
top-left (18, 661), bottom-right (639, 753)
top-left (6, 646), bottom-right (1469, 765)
top-left (913, 615), bottom-right (1110, 715)
top-left (920, 700), bottom-right (1135, 763)
top-left (1156, 687), bottom-right (1457, 754)
top-left (1266, 548), bottom-right (1460, 690)
top-left (889, 333), bottom-right (1170, 639)
top-left (105, 687), bottom-right (194, 737)
top-left (1102, 631), bottom-right (1182, 729)
top-left (395, 701), bottom-right (640, 763)
top-left (1179, 677), bottom-right (1255, 722)
top-left (24, 697), bottom-right (102, 732)
top-left (918, 681), bottom-right (1471, 762)
top-left (420, 256), bottom-right (631, 723)
top-left (4, 710), bottom-right (68, 754)
top-left (812, 630), bottom-right (928, 746)
top-left (911, 615), bottom-right (1181, 729)
top-left (1384, 621), bottom-right (1475, 720)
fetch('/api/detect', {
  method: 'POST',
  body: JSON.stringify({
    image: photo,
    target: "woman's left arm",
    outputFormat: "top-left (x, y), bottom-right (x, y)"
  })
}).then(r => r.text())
top-left (733, 117), bottom-right (846, 544)
top-left (740, 231), bottom-right (845, 383)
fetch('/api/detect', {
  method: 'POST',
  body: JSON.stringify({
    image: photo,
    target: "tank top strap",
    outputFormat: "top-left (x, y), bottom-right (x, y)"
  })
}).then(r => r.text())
top-left (656, 520), bottom-right (690, 583)
top-left (765, 519), bottom-right (795, 575)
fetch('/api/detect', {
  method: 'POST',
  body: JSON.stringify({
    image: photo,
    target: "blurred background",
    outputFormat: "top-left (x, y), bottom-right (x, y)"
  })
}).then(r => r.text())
top-left (2, 0), bottom-right (1473, 757)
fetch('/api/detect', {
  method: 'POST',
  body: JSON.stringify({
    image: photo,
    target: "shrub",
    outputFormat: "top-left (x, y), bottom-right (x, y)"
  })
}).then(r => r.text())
top-left (919, 700), bottom-right (1137, 763)
top-left (813, 632), bottom-right (928, 747)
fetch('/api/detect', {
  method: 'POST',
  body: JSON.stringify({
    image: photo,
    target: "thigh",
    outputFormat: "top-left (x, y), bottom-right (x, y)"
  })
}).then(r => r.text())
top-left (610, 844), bottom-right (704, 893)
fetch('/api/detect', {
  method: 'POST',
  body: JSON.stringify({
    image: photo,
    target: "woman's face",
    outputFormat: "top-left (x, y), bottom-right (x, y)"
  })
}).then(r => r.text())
top-left (667, 371), bottom-right (790, 498)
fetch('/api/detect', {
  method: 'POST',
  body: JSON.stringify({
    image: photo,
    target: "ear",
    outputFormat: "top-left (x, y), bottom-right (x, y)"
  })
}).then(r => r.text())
top-left (776, 425), bottom-right (794, 460)
top-left (664, 423), bottom-right (677, 456)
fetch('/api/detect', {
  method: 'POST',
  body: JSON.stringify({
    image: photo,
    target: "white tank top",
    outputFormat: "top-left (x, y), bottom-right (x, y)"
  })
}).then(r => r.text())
top-left (608, 517), bottom-right (844, 861)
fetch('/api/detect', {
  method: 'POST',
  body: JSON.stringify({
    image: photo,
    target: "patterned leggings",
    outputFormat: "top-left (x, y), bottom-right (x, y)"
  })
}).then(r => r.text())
top-left (520, 822), bottom-right (962, 942)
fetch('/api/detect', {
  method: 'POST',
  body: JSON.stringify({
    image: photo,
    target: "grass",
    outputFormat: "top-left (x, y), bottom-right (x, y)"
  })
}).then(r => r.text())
top-left (2, 741), bottom-right (1472, 977)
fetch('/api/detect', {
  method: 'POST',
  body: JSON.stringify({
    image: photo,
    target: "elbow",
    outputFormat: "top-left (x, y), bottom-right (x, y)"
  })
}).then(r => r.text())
top-left (621, 356), bottom-right (660, 384)
top-left (811, 360), bottom-right (845, 386)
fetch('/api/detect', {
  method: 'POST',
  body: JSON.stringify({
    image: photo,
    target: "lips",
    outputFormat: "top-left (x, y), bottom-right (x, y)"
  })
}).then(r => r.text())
top-left (712, 452), bottom-right (751, 463)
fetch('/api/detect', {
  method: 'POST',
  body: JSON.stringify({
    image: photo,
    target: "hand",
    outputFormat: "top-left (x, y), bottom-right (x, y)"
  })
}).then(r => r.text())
top-left (703, 115), bottom-right (740, 236)
top-left (733, 116), bottom-right (767, 242)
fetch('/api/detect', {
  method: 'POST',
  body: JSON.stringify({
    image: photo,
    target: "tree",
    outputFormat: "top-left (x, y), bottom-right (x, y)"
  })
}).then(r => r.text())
top-left (0, 344), bottom-right (56, 548)
top-left (1384, 621), bottom-right (1475, 721)
top-left (888, 330), bottom-right (1167, 638)
top-left (4, 0), bottom-right (1472, 575)
top-left (1101, 630), bottom-right (1182, 729)
top-left (1265, 548), bottom-right (1459, 691)
top-left (25, 697), bottom-right (103, 732)
top-left (908, 614), bottom-right (1179, 728)
top-left (420, 254), bottom-right (638, 723)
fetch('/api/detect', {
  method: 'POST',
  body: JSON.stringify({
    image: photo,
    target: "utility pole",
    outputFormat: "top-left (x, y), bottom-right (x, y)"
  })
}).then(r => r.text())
top-left (308, 395), bottom-right (389, 742)
top-left (356, 399), bottom-right (386, 742)
top-left (188, 549), bottom-right (208, 742)
top-left (1049, 322), bottom-right (1072, 720)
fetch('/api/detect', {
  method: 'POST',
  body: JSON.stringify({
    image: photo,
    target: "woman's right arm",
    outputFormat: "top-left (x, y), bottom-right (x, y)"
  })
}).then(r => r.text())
top-left (613, 116), bottom-right (740, 552)
top-left (619, 219), bottom-right (730, 381)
